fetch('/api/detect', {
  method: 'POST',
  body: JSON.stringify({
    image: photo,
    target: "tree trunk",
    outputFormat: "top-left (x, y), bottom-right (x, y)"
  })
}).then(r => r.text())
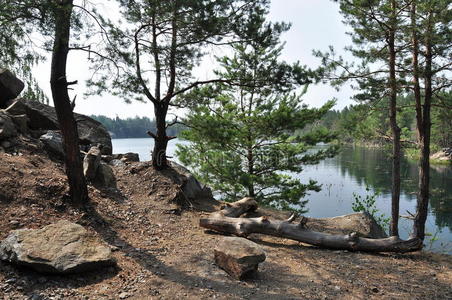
top-left (411, 2), bottom-right (423, 142)
top-left (151, 103), bottom-right (169, 169)
top-left (247, 147), bottom-right (255, 197)
top-left (50, 0), bottom-right (88, 205)
top-left (200, 198), bottom-right (422, 253)
top-left (388, 0), bottom-right (400, 237)
top-left (412, 11), bottom-right (433, 240)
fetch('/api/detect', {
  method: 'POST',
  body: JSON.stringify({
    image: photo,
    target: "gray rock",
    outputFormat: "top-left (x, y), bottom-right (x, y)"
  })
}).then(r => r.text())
top-left (10, 114), bottom-right (28, 134)
top-left (39, 130), bottom-right (65, 159)
top-left (0, 111), bottom-right (18, 139)
top-left (95, 163), bottom-right (117, 188)
top-left (214, 237), bottom-right (266, 280)
top-left (0, 69), bottom-right (24, 108)
top-left (109, 159), bottom-right (126, 167)
top-left (5, 99), bottom-right (112, 154)
top-left (170, 161), bottom-right (214, 201)
top-left (112, 152), bottom-right (140, 162)
top-left (0, 220), bottom-right (115, 274)
top-left (306, 212), bottom-right (388, 239)
top-left (83, 146), bottom-right (101, 180)
top-left (108, 159), bottom-right (126, 167)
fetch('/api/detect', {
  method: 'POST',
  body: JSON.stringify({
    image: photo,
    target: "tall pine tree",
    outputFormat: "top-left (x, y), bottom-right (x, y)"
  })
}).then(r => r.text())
top-left (315, 0), bottom-right (407, 236)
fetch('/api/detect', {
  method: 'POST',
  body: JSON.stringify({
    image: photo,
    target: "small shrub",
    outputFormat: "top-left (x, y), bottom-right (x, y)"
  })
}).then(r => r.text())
top-left (352, 186), bottom-right (390, 232)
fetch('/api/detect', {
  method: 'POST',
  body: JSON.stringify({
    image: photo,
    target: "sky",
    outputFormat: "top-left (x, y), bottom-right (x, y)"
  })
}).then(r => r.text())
top-left (33, 0), bottom-right (355, 119)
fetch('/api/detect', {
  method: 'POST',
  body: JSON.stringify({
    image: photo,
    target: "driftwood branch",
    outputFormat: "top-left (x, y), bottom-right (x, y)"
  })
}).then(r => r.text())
top-left (200, 198), bottom-right (422, 253)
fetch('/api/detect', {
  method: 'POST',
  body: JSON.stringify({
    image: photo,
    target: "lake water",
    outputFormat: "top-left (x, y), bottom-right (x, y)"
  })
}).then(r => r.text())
top-left (112, 138), bottom-right (452, 254)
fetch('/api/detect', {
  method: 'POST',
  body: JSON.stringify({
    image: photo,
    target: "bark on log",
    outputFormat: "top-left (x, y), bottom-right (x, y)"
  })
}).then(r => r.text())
top-left (200, 198), bottom-right (423, 253)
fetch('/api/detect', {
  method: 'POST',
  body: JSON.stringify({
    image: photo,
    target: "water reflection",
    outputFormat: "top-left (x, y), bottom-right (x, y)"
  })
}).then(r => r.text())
top-left (334, 146), bottom-right (452, 231)
top-left (300, 145), bottom-right (452, 253)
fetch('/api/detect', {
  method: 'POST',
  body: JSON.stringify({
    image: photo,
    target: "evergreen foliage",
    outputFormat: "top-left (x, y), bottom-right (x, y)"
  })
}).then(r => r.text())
top-left (0, 0), bottom-right (49, 103)
top-left (176, 8), bottom-right (337, 211)
top-left (318, 91), bottom-right (452, 151)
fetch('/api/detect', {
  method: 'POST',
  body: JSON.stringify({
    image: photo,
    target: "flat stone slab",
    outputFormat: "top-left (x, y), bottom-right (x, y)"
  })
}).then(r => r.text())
top-left (0, 220), bottom-right (115, 274)
top-left (214, 237), bottom-right (265, 280)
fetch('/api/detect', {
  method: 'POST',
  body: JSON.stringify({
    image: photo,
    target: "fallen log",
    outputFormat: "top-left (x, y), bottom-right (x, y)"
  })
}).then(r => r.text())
top-left (200, 198), bottom-right (423, 253)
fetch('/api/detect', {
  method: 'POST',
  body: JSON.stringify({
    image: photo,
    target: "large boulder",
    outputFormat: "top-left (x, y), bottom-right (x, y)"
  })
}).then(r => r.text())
top-left (83, 146), bottom-right (102, 180)
top-left (306, 212), bottom-right (388, 238)
top-left (0, 69), bottom-right (24, 108)
top-left (5, 99), bottom-right (112, 154)
top-left (170, 161), bottom-right (214, 201)
top-left (0, 220), bottom-right (115, 274)
top-left (214, 237), bottom-right (266, 280)
top-left (0, 111), bottom-right (18, 140)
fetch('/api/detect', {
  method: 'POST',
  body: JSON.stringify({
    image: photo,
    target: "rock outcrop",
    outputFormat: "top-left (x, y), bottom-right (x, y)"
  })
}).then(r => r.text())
top-left (0, 220), bottom-right (115, 274)
top-left (0, 69), bottom-right (24, 108)
top-left (0, 111), bottom-right (18, 140)
top-left (169, 161), bottom-right (214, 204)
top-left (95, 163), bottom-right (117, 189)
top-left (5, 98), bottom-right (112, 154)
top-left (306, 212), bottom-right (388, 239)
top-left (214, 237), bottom-right (266, 280)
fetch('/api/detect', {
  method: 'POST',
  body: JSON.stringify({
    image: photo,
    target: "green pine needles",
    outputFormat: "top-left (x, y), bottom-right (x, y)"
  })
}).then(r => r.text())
top-left (176, 8), bottom-right (338, 212)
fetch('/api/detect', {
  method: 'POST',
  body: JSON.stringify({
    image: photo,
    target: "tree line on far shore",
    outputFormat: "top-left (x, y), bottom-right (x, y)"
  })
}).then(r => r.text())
top-left (90, 115), bottom-right (185, 139)
top-left (313, 91), bottom-right (451, 151)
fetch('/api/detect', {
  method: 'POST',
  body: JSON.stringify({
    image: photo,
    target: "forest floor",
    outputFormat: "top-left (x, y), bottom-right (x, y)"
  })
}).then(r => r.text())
top-left (0, 140), bottom-right (451, 300)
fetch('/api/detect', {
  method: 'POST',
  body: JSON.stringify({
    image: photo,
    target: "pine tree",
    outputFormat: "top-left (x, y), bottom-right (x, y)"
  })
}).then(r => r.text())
top-left (0, 1), bottom-right (113, 205)
top-left (315, 0), bottom-right (408, 236)
top-left (0, 0), bottom-right (48, 104)
top-left (404, 0), bottom-right (451, 240)
top-left (176, 8), bottom-right (337, 211)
